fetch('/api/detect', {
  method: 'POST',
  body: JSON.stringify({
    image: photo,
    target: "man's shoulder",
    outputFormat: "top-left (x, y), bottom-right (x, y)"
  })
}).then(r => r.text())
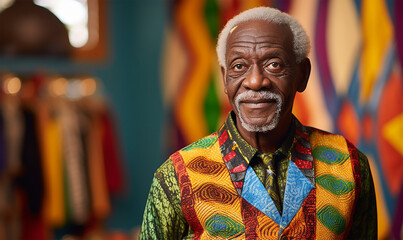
top-left (297, 122), bottom-right (329, 135)
top-left (304, 125), bottom-right (368, 159)
top-left (157, 132), bottom-right (220, 173)
top-left (178, 132), bottom-right (219, 152)
top-left (303, 124), bottom-right (347, 141)
top-left (154, 158), bottom-right (176, 179)
top-left (309, 126), bottom-right (357, 145)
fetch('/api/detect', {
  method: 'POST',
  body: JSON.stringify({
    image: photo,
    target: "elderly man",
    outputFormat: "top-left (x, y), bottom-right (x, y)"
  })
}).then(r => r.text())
top-left (140, 7), bottom-right (377, 239)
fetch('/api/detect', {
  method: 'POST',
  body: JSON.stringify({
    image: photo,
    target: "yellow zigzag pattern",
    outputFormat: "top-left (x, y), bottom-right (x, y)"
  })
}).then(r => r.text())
top-left (361, 0), bottom-right (393, 103)
top-left (175, 0), bottom-right (214, 143)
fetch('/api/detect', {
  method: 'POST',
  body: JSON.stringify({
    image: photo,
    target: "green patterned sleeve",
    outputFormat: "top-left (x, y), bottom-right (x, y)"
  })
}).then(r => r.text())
top-left (347, 149), bottom-right (377, 239)
top-left (139, 159), bottom-right (188, 240)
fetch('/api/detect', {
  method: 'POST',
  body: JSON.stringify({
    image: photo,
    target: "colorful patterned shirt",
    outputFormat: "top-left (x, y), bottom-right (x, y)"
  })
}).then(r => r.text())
top-left (140, 112), bottom-right (377, 239)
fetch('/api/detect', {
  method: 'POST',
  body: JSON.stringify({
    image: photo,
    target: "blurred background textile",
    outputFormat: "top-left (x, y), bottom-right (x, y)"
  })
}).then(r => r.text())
top-left (0, 0), bottom-right (401, 239)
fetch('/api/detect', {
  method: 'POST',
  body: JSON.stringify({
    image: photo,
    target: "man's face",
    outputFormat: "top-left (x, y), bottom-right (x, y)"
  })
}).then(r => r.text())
top-left (223, 20), bottom-right (302, 133)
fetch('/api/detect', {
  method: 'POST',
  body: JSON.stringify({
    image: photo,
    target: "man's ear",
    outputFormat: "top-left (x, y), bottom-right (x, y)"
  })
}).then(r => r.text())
top-left (221, 66), bottom-right (228, 94)
top-left (296, 58), bottom-right (311, 92)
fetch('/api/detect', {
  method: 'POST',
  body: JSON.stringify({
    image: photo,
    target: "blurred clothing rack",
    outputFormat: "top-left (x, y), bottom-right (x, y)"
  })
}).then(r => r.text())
top-left (0, 72), bottom-right (124, 240)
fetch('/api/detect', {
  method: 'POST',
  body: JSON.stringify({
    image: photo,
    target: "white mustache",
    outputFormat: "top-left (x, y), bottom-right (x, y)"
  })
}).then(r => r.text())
top-left (235, 91), bottom-right (281, 107)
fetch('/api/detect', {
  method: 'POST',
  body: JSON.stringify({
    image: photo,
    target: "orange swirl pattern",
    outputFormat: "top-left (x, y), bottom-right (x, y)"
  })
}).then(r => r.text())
top-left (194, 183), bottom-right (238, 205)
top-left (257, 213), bottom-right (279, 239)
top-left (187, 157), bottom-right (226, 175)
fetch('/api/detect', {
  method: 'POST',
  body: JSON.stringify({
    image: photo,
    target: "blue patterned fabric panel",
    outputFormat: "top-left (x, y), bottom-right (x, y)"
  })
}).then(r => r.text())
top-left (241, 166), bottom-right (281, 224)
top-left (280, 161), bottom-right (315, 229)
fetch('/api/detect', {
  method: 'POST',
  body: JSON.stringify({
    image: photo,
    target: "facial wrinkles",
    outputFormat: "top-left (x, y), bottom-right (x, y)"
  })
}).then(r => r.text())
top-left (230, 26), bottom-right (288, 42)
top-left (228, 39), bottom-right (286, 55)
top-left (234, 90), bottom-right (282, 132)
top-left (227, 42), bottom-right (291, 71)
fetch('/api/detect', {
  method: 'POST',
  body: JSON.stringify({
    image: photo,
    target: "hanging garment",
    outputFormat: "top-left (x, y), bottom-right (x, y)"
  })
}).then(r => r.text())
top-left (20, 106), bottom-right (44, 216)
top-left (86, 107), bottom-right (110, 219)
top-left (59, 101), bottom-right (89, 225)
top-left (101, 109), bottom-right (124, 194)
top-left (0, 96), bottom-right (23, 240)
top-left (19, 106), bottom-right (47, 240)
top-left (39, 102), bottom-right (65, 227)
top-left (2, 97), bottom-right (23, 176)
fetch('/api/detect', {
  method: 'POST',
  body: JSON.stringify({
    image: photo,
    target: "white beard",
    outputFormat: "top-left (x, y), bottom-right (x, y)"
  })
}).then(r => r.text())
top-left (235, 90), bottom-right (282, 132)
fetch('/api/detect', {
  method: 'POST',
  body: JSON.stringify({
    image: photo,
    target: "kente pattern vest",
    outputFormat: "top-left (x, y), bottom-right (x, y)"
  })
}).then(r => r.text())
top-left (171, 121), bottom-right (361, 239)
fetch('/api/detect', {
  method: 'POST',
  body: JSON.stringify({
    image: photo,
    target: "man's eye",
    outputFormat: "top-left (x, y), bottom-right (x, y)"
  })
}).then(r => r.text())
top-left (233, 64), bottom-right (244, 70)
top-left (270, 62), bottom-right (280, 68)
top-left (265, 61), bottom-right (283, 73)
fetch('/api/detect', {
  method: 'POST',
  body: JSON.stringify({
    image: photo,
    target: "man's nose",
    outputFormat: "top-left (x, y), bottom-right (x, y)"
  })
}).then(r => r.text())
top-left (242, 65), bottom-right (271, 90)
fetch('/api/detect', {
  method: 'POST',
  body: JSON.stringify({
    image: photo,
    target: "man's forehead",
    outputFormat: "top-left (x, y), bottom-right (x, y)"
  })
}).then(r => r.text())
top-left (226, 20), bottom-right (292, 46)
top-left (227, 20), bottom-right (290, 39)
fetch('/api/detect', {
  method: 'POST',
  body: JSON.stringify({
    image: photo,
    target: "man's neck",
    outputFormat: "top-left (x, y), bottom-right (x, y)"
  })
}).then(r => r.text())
top-left (236, 115), bottom-right (292, 153)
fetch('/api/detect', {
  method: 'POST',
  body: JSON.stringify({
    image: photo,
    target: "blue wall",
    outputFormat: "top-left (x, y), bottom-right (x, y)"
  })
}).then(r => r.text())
top-left (101, 1), bottom-right (167, 230)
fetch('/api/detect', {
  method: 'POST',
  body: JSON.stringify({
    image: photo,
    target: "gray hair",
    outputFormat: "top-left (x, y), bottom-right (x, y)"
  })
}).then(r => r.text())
top-left (216, 7), bottom-right (310, 69)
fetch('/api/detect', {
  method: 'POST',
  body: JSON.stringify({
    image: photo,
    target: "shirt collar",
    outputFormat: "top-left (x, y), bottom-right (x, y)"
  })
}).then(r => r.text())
top-left (223, 111), bottom-right (296, 163)
top-left (218, 111), bottom-right (311, 196)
